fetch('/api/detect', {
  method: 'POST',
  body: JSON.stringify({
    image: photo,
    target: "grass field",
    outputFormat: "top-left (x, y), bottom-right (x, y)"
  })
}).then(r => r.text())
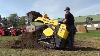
top-left (75, 14), bottom-right (100, 22)
top-left (0, 36), bottom-right (17, 43)
top-left (76, 30), bottom-right (100, 40)
top-left (0, 30), bottom-right (100, 56)
top-left (0, 30), bottom-right (99, 42)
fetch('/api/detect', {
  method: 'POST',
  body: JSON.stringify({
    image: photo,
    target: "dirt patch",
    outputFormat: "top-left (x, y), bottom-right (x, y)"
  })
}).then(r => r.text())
top-left (0, 33), bottom-right (100, 51)
top-left (0, 33), bottom-right (100, 56)
top-left (0, 32), bottom-right (44, 49)
top-left (74, 39), bottom-right (100, 49)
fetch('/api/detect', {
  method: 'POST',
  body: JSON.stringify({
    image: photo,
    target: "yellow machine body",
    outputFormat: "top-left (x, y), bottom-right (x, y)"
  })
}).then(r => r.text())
top-left (35, 17), bottom-right (49, 24)
top-left (43, 28), bottom-right (54, 37)
top-left (35, 17), bottom-right (58, 26)
top-left (57, 24), bottom-right (69, 39)
top-left (35, 17), bottom-right (69, 39)
top-left (49, 19), bottom-right (58, 26)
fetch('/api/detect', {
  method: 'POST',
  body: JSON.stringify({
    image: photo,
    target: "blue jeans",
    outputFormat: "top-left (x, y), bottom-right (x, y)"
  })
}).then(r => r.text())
top-left (66, 25), bottom-right (76, 48)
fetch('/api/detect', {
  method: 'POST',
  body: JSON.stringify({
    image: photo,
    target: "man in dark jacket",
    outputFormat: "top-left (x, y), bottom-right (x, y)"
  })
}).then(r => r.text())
top-left (64, 7), bottom-right (76, 49)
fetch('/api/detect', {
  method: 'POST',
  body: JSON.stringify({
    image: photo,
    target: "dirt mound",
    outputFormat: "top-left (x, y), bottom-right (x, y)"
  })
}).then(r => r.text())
top-left (11, 32), bottom-right (45, 49)
top-left (76, 25), bottom-right (87, 33)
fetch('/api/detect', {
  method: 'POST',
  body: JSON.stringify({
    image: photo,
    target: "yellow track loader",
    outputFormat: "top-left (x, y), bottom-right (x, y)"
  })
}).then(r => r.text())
top-left (12, 13), bottom-right (69, 49)
top-left (31, 16), bottom-right (69, 48)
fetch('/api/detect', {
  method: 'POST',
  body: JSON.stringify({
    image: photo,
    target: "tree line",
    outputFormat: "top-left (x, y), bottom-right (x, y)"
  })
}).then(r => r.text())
top-left (0, 14), bottom-right (27, 28)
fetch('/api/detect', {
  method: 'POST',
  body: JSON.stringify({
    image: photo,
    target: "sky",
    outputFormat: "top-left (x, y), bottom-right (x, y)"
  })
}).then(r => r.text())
top-left (0, 0), bottom-right (100, 18)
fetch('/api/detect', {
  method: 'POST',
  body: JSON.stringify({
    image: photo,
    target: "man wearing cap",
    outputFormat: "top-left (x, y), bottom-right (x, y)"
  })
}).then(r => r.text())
top-left (64, 7), bottom-right (76, 49)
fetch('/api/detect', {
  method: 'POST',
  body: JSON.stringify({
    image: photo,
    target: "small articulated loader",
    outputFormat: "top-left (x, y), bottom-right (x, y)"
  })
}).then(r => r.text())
top-left (12, 12), bottom-right (69, 49)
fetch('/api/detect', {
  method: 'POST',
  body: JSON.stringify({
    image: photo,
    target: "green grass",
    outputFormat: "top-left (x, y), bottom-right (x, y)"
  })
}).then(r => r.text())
top-left (0, 30), bottom-right (99, 43)
top-left (76, 30), bottom-right (100, 40)
top-left (0, 48), bottom-right (99, 56)
top-left (0, 36), bottom-right (17, 43)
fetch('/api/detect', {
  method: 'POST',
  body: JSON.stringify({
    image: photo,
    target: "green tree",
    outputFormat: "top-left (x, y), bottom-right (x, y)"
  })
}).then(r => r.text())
top-left (2, 17), bottom-right (8, 27)
top-left (8, 14), bottom-right (19, 27)
top-left (18, 16), bottom-right (26, 27)
top-left (85, 17), bottom-right (93, 33)
top-left (85, 17), bottom-right (93, 24)
top-left (0, 15), bottom-right (2, 22)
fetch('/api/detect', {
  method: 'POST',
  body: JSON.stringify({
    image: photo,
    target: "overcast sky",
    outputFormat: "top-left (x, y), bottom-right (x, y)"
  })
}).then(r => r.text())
top-left (0, 0), bottom-right (100, 18)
